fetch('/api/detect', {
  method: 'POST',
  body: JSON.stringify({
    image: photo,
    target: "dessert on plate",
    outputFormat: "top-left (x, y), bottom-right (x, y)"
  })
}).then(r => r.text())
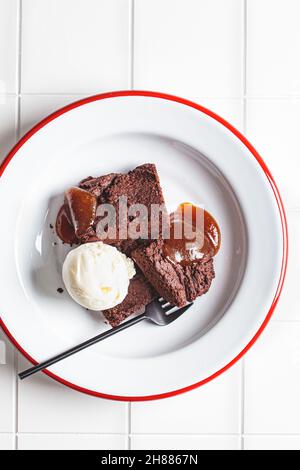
top-left (55, 164), bottom-right (220, 327)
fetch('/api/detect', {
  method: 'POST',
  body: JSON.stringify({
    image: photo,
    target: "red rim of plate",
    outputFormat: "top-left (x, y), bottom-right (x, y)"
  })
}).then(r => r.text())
top-left (0, 90), bottom-right (288, 401)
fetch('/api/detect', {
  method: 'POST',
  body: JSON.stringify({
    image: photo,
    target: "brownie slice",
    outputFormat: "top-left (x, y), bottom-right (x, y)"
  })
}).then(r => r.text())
top-left (132, 239), bottom-right (215, 307)
top-left (102, 274), bottom-right (157, 327)
top-left (105, 163), bottom-right (165, 210)
top-left (104, 163), bottom-right (168, 246)
top-left (79, 173), bottom-right (118, 200)
top-left (78, 163), bottom-right (168, 251)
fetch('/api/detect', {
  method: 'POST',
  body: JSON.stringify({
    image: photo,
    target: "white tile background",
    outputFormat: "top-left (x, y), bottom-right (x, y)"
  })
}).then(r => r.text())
top-left (0, 0), bottom-right (299, 450)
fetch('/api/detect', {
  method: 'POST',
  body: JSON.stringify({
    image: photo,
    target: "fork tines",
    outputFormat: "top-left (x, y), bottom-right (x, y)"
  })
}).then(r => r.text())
top-left (158, 297), bottom-right (181, 313)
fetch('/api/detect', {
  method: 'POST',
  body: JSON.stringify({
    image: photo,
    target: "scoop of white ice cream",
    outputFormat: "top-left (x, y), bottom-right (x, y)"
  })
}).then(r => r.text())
top-left (62, 242), bottom-right (135, 311)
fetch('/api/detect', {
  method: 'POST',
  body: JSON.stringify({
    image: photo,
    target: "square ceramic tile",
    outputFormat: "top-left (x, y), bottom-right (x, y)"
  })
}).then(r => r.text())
top-left (0, 434), bottom-right (15, 450)
top-left (20, 94), bottom-right (85, 136)
top-left (18, 356), bottom-right (127, 433)
top-left (0, 0), bottom-right (18, 93)
top-left (247, 0), bottom-right (300, 96)
top-left (0, 329), bottom-right (15, 432)
top-left (193, 98), bottom-right (243, 131)
top-left (244, 322), bottom-right (300, 434)
top-left (131, 435), bottom-right (240, 450)
top-left (246, 99), bottom-right (300, 208)
top-left (244, 435), bottom-right (300, 451)
top-left (134, 0), bottom-right (243, 97)
top-left (18, 434), bottom-right (127, 450)
top-left (0, 96), bottom-right (16, 163)
top-left (21, 0), bottom-right (131, 93)
top-left (274, 210), bottom-right (300, 321)
top-left (131, 364), bottom-right (241, 434)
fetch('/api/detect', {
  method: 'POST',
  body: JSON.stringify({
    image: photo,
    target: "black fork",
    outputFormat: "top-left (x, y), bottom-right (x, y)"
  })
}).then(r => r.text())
top-left (18, 299), bottom-right (193, 380)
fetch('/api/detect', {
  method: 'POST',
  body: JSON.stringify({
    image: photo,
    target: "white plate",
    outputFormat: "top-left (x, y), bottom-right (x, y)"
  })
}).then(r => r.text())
top-left (0, 91), bottom-right (287, 400)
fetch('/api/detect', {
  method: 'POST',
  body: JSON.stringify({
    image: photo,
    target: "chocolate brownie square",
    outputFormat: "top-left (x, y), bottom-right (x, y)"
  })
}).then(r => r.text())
top-left (102, 273), bottom-right (157, 327)
top-left (132, 239), bottom-right (215, 307)
top-left (78, 163), bottom-right (168, 251)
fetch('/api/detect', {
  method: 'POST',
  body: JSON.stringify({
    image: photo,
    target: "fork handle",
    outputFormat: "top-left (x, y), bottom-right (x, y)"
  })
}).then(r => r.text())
top-left (18, 313), bottom-right (146, 380)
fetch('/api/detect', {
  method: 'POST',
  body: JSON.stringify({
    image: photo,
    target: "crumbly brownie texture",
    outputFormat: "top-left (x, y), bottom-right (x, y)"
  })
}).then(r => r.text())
top-left (79, 173), bottom-right (118, 200)
top-left (132, 239), bottom-right (215, 307)
top-left (102, 274), bottom-right (157, 327)
top-left (105, 163), bottom-right (165, 211)
top-left (78, 173), bottom-right (119, 244)
top-left (78, 163), bottom-right (167, 249)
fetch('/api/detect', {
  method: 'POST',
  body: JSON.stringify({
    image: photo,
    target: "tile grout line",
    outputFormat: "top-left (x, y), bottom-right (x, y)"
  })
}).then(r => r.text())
top-left (16, 0), bottom-right (22, 131)
top-left (243, 0), bottom-right (247, 105)
top-left (2, 431), bottom-right (300, 436)
top-left (12, 351), bottom-right (18, 450)
top-left (4, 92), bottom-right (300, 100)
top-left (126, 403), bottom-right (131, 450)
top-left (240, 361), bottom-right (245, 450)
top-left (129, 0), bottom-right (135, 90)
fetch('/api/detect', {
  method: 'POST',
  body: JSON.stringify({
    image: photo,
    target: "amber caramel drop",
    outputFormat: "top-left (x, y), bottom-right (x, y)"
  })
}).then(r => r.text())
top-left (65, 187), bottom-right (97, 237)
top-left (163, 203), bottom-right (221, 266)
top-left (55, 204), bottom-right (78, 245)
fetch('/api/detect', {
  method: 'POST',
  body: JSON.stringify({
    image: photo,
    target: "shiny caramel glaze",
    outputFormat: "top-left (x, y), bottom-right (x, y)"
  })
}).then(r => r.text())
top-left (65, 187), bottom-right (97, 237)
top-left (163, 203), bottom-right (221, 266)
top-left (56, 187), bottom-right (97, 244)
top-left (55, 203), bottom-right (78, 245)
